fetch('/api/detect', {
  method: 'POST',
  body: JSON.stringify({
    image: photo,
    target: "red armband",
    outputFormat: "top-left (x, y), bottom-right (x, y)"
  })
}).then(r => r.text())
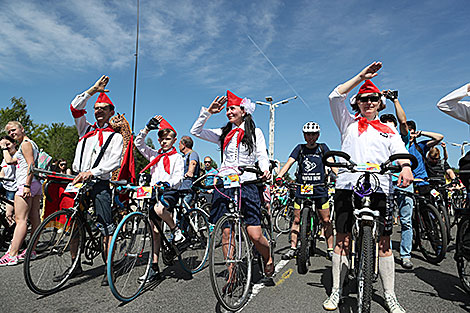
top-left (70, 104), bottom-right (87, 118)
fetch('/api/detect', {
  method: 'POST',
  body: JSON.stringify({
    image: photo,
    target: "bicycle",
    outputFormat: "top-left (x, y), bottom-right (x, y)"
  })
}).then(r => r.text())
top-left (272, 183), bottom-right (295, 234)
top-left (323, 150), bottom-right (417, 313)
top-left (106, 184), bottom-right (211, 302)
top-left (23, 168), bottom-right (131, 295)
top-left (0, 177), bottom-right (15, 251)
top-left (207, 165), bottom-right (274, 311)
top-left (284, 181), bottom-right (326, 275)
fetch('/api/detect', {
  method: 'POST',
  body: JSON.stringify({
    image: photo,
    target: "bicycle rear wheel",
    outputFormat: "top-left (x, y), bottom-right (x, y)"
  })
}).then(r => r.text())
top-left (24, 209), bottom-right (84, 295)
top-left (456, 216), bottom-right (470, 295)
top-left (178, 208), bottom-right (210, 273)
top-left (274, 204), bottom-right (294, 234)
top-left (107, 211), bottom-right (153, 302)
top-left (357, 225), bottom-right (374, 313)
top-left (257, 210), bottom-right (275, 275)
top-left (209, 215), bottom-right (252, 311)
top-left (418, 203), bottom-right (448, 264)
top-left (436, 203), bottom-right (451, 244)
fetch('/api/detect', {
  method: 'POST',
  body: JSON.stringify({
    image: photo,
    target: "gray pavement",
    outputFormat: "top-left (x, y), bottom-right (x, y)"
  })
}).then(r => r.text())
top-left (1, 228), bottom-right (470, 313)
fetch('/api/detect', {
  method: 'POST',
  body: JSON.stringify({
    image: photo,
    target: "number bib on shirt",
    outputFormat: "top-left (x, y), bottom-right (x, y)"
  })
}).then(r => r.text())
top-left (355, 163), bottom-right (381, 173)
top-left (300, 184), bottom-right (314, 195)
top-left (223, 174), bottom-right (240, 188)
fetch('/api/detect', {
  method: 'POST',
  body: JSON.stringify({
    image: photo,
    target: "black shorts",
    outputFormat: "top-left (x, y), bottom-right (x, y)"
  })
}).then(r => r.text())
top-left (149, 189), bottom-right (179, 222)
top-left (334, 189), bottom-right (393, 236)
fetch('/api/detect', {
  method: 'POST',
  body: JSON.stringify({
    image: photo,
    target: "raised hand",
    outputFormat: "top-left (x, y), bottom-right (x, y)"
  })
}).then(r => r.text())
top-left (359, 62), bottom-right (382, 80)
top-left (440, 142), bottom-right (446, 149)
top-left (88, 75), bottom-right (110, 95)
top-left (208, 96), bottom-right (227, 114)
top-left (146, 115), bottom-right (163, 131)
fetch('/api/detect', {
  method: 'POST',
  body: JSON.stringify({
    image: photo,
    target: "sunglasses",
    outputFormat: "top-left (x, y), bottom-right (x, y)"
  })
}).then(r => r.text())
top-left (204, 161), bottom-right (211, 164)
top-left (357, 95), bottom-right (380, 103)
top-left (59, 163), bottom-right (67, 166)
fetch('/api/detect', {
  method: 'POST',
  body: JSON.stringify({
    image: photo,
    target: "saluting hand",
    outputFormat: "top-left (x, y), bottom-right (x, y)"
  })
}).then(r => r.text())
top-left (88, 75), bottom-right (110, 96)
top-left (208, 96), bottom-right (227, 114)
top-left (359, 62), bottom-right (382, 80)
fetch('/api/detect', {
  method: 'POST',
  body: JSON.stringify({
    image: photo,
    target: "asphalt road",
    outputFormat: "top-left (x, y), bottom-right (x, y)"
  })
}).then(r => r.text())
top-left (1, 227), bottom-right (469, 313)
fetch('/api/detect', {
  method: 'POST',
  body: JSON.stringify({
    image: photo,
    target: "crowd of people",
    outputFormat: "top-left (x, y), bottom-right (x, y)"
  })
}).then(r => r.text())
top-left (0, 64), bottom-right (469, 312)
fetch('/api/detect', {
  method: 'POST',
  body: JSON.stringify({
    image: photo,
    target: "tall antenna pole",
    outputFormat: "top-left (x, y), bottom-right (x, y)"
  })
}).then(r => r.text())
top-left (131, 0), bottom-right (140, 132)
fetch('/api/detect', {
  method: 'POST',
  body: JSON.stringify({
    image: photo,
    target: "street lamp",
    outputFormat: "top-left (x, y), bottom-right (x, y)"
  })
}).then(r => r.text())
top-left (256, 95), bottom-right (297, 160)
top-left (449, 141), bottom-right (470, 157)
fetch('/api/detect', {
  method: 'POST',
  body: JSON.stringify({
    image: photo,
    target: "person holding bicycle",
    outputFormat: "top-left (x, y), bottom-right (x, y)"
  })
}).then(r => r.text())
top-left (0, 135), bottom-right (18, 226)
top-left (135, 115), bottom-right (185, 282)
top-left (0, 122), bottom-right (42, 266)
top-left (190, 90), bottom-right (274, 276)
top-left (324, 62), bottom-right (413, 313)
top-left (276, 121), bottom-right (336, 261)
top-left (68, 75), bottom-right (123, 285)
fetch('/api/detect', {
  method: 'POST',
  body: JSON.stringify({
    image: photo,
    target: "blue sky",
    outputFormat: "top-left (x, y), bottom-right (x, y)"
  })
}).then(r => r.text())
top-left (1, 0), bottom-right (469, 169)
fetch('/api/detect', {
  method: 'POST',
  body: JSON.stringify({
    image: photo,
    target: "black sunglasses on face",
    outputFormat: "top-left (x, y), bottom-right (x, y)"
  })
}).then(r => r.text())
top-left (358, 95), bottom-right (380, 103)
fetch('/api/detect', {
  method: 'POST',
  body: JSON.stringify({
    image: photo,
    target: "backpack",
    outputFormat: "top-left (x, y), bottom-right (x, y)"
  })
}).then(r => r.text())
top-left (295, 143), bottom-right (326, 181)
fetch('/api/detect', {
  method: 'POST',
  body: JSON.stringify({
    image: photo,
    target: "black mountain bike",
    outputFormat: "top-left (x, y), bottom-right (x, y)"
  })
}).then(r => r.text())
top-left (323, 150), bottom-right (417, 313)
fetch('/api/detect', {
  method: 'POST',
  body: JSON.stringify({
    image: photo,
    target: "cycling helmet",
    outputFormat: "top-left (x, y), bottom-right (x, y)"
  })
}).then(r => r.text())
top-left (302, 122), bottom-right (320, 133)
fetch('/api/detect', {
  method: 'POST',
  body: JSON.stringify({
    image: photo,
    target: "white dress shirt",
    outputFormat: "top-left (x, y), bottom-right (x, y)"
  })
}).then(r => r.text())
top-left (190, 107), bottom-right (269, 182)
top-left (437, 83), bottom-right (470, 124)
top-left (329, 87), bottom-right (408, 194)
top-left (134, 128), bottom-right (184, 187)
top-left (71, 92), bottom-right (123, 180)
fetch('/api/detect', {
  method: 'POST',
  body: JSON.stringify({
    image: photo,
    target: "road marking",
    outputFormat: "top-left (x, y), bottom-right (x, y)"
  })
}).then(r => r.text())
top-left (275, 268), bottom-right (293, 287)
top-left (233, 259), bottom-right (290, 312)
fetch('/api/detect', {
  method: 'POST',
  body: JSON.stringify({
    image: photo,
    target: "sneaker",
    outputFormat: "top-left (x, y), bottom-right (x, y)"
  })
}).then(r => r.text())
top-left (18, 249), bottom-right (37, 261)
top-left (326, 249), bottom-right (334, 261)
top-left (384, 292), bottom-right (406, 313)
top-left (138, 266), bottom-right (161, 283)
top-left (53, 264), bottom-right (83, 282)
top-left (323, 288), bottom-right (341, 311)
top-left (401, 258), bottom-right (413, 269)
top-left (0, 252), bottom-right (18, 266)
top-left (281, 248), bottom-right (296, 260)
top-left (172, 228), bottom-right (186, 244)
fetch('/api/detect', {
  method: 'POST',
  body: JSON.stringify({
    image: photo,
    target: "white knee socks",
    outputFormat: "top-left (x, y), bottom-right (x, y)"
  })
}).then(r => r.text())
top-left (379, 255), bottom-right (395, 295)
top-left (332, 253), bottom-right (349, 290)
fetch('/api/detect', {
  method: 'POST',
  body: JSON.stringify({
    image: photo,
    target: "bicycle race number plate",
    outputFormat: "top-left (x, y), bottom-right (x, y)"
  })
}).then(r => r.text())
top-left (136, 186), bottom-right (153, 199)
top-left (430, 189), bottom-right (440, 197)
top-left (355, 163), bottom-right (381, 172)
top-left (64, 182), bottom-right (83, 193)
top-left (300, 184), bottom-right (314, 195)
top-left (223, 174), bottom-right (240, 188)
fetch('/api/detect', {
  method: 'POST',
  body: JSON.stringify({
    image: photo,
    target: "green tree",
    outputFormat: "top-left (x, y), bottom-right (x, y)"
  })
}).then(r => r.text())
top-left (43, 123), bottom-right (79, 164)
top-left (0, 97), bottom-right (35, 135)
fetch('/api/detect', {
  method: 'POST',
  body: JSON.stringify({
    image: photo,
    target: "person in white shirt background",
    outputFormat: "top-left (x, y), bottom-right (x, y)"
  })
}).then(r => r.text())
top-left (324, 62), bottom-right (413, 313)
top-left (190, 90), bottom-right (274, 276)
top-left (0, 135), bottom-right (18, 226)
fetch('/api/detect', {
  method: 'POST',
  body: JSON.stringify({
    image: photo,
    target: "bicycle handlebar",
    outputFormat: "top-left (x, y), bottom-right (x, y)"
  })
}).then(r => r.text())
top-left (322, 151), bottom-right (418, 174)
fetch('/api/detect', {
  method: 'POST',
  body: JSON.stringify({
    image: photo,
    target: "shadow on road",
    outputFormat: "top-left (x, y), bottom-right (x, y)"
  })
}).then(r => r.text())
top-left (412, 266), bottom-right (470, 311)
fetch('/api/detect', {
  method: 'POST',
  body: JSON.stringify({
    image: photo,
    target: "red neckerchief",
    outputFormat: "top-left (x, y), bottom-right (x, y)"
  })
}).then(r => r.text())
top-left (355, 114), bottom-right (394, 135)
top-left (140, 147), bottom-right (177, 174)
top-left (223, 128), bottom-right (244, 151)
top-left (79, 123), bottom-right (115, 146)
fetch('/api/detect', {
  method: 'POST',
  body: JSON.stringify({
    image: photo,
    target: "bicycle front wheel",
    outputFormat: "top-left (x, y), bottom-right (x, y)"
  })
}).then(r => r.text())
top-left (357, 224), bottom-right (374, 313)
top-left (178, 208), bottom-right (211, 273)
top-left (24, 209), bottom-right (84, 295)
top-left (456, 216), bottom-right (470, 294)
top-left (297, 207), bottom-right (313, 275)
top-left (418, 203), bottom-right (448, 264)
top-left (209, 215), bottom-right (252, 311)
top-left (107, 211), bottom-right (153, 302)
top-left (274, 204), bottom-right (293, 234)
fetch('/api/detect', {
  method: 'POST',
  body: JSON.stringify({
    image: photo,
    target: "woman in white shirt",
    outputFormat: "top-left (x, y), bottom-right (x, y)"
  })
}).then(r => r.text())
top-left (324, 63), bottom-right (413, 313)
top-left (0, 121), bottom-right (42, 266)
top-left (0, 135), bottom-right (18, 226)
top-left (190, 90), bottom-right (274, 276)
